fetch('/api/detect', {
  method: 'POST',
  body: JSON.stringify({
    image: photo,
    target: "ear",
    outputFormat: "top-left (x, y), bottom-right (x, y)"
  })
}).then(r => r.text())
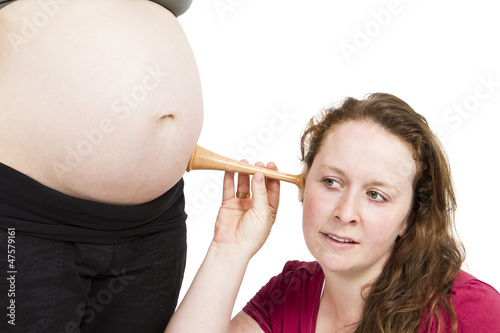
top-left (298, 172), bottom-right (306, 202)
top-left (399, 211), bottom-right (415, 238)
top-left (398, 222), bottom-right (408, 238)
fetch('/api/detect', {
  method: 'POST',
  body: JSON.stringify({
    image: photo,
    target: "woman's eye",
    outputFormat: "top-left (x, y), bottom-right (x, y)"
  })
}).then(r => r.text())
top-left (323, 178), bottom-right (341, 188)
top-left (367, 190), bottom-right (386, 202)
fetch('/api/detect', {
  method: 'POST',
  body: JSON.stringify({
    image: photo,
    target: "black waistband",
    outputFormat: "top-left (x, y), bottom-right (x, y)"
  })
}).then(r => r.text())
top-left (0, 162), bottom-right (187, 244)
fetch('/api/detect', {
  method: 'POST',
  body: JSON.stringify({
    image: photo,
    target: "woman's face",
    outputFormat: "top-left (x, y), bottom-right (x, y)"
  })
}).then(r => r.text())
top-left (302, 121), bottom-right (416, 279)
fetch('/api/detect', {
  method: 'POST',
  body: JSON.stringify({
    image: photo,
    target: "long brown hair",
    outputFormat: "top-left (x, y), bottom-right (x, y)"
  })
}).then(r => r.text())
top-left (300, 93), bottom-right (465, 332)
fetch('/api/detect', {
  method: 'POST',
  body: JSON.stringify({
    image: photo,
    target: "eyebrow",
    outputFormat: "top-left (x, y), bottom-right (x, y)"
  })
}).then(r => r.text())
top-left (321, 165), bottom-right (400, 194)
top-left (322, 165), bottom-right (347, 178)
top-left (368, 180), bottom-right (400, 195)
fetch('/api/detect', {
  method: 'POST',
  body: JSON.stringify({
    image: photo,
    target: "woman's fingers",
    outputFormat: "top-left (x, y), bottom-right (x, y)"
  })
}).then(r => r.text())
top-left (249, 171), bottom-right (267, 217)
top-left (249, 161), bottom-right (277, 222)
top-left (216, 160), bottom-right (280, 257)
top-left (236, 160), bottom-right (251, 198)
top-left (222, 171), bottom-right (236, 201)
top-left (222, 160), bottom-right (280, 213)
top-left (264, 162), bottom-right (280, 218)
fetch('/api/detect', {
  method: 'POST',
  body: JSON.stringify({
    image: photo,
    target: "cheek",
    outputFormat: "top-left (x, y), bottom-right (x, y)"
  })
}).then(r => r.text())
top-left (301, 194), bottom-right (322, 238)
top-left (301, 200), bottom-right (315, 232)
top-left (302, 188), bottom-right (327, 225)
top-left (364, 214), bottom-right (405, 251)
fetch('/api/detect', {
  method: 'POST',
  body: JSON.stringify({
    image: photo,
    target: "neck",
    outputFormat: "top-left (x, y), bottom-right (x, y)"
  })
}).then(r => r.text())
top-left (318, 268), bottom-right (380, 331)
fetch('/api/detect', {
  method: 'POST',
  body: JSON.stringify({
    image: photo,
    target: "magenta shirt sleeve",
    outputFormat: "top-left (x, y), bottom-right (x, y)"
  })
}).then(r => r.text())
top-left (242, 261), bottom-right (324, 333)
top-left (420, 270), bottom-right (500, 332)
top-left (242, 276), bottom-right (280, 332)
top-left (452, 271), bottom-right (500, 332)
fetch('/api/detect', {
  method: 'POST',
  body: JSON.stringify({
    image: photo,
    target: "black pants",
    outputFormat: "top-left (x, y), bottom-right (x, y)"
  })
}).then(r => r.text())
top-left (0, 227), bottom-right (186, 333)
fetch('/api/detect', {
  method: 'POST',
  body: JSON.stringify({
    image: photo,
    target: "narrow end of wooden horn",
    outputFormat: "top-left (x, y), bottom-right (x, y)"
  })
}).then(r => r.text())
top-left (296, 173), bottom-right (304, 201)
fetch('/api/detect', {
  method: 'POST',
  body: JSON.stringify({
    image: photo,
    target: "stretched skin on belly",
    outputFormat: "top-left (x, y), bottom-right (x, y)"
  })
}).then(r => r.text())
top-left (0, 0), bottom-right (203, 204)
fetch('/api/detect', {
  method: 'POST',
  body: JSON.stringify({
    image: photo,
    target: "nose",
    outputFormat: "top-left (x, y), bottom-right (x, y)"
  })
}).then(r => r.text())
top-left (332, 190), bottom-right (359, 224)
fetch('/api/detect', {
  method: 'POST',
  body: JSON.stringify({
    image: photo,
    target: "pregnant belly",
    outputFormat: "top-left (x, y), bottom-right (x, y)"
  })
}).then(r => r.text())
top-left (0, 0), bottom-right (203, 204)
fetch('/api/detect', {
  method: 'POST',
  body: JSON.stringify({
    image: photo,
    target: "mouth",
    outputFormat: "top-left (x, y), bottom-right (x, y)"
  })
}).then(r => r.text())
top-left (323, 233), bottom-right (358, 244)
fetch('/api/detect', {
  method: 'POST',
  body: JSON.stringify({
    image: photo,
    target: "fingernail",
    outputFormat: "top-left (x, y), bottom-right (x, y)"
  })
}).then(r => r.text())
top-left (255, 173), bottom-right (264, 183)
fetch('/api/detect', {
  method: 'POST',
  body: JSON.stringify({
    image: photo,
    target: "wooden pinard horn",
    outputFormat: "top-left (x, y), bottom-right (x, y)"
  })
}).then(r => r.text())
top-left (186, 145), bottom-right (304, 191)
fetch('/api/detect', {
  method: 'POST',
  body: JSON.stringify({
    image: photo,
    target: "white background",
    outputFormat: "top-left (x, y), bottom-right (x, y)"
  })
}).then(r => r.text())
top-left (178, 0), bottom-right (500, 315)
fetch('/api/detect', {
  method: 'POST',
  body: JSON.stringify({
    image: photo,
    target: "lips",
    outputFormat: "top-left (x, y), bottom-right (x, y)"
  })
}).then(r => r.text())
top-left (324, 233), bottom-right (358, 244)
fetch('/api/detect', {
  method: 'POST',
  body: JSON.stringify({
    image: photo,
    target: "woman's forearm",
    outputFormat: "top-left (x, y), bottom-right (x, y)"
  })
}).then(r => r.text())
top-left (166, 169), bottom-right (279, 332)
top-left (165, 242), bottom-right (251, 333)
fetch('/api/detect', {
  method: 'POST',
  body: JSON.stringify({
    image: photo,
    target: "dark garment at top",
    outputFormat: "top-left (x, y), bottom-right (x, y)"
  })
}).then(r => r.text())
top-left (0, 0), bottom-right (193, 16)
top-left (0, 161), bottom-right (187, 244)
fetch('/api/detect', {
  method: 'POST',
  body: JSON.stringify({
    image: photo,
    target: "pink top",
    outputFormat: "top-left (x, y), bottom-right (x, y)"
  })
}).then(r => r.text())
top-left (243, 261), bottom-right (500, 332)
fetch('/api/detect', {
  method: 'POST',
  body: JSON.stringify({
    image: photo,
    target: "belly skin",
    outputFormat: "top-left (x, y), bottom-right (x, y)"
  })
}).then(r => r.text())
top-left (0, 0), bottom-right (203, 204)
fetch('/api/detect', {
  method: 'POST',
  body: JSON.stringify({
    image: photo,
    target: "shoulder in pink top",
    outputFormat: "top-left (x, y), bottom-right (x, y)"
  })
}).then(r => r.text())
top-left (244, 261), bottom-right (500, 333)
top-left (243, 261), bottom-right (324, 333)
top-left (420, 270), bottom-right (500, 332)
